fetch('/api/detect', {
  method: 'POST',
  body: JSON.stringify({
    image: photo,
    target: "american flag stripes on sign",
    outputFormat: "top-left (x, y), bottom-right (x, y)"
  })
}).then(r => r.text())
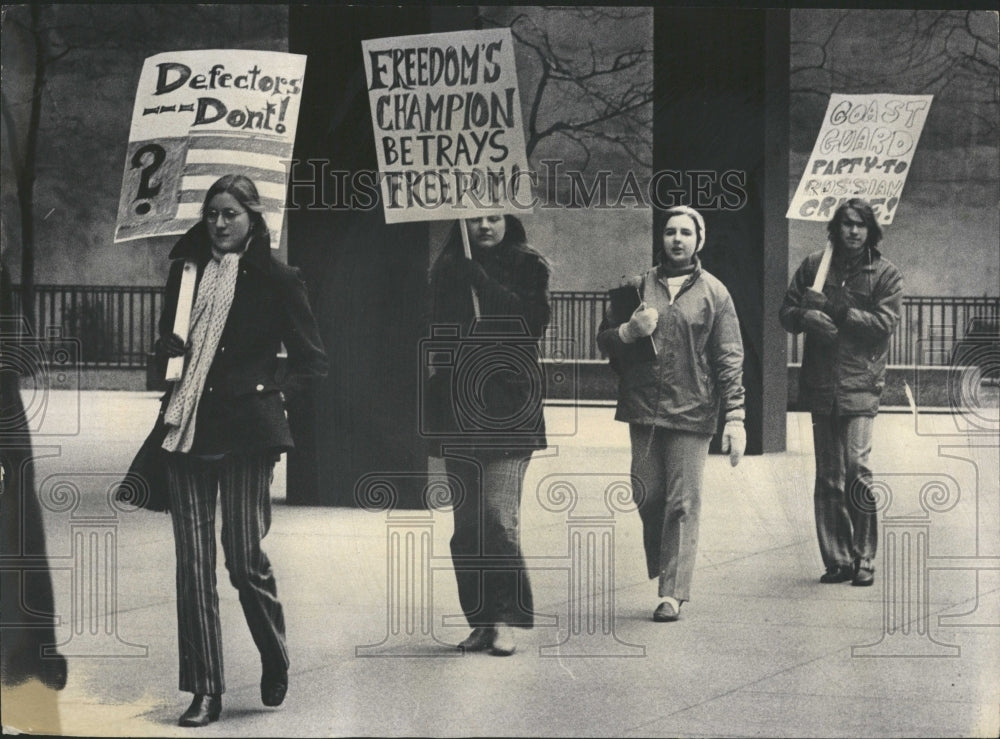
top-left (115, 50), bottom-right (306, 245)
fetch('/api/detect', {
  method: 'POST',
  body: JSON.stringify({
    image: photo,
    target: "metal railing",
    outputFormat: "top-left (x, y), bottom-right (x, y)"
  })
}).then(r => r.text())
top-left (547, 292), bottom-right (999, 367)
top-left (10, 285), bottom-right (998, 369)
top-left (786, 296), bottom-right (1000, 366)
top-left (10, 284), bottom-right (164, 368)
top-left (545, 291), bottom-right (611, 361)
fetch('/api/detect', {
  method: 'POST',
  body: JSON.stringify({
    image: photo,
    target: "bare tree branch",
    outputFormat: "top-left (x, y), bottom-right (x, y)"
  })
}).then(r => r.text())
top-left (790, 9), bottom-right (998, 146)
top-left (485, 8), bottom-right (653, 169)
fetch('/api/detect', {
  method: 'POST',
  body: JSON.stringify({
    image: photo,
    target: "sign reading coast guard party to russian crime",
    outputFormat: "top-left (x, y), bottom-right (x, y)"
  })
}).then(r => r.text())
top-left (115, 49), bottom-right (306, 244)
top-left (787, 93), bottom-right (933, 225)
top-left (362, 29), bottom-right (530, 224)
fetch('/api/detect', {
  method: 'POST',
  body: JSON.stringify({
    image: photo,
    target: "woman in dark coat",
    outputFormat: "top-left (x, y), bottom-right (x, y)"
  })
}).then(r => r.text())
top-left (155, 174), bottom-right (327, 726)
top-left (426, 214), bottom-right (550, 656)
top-left (1, 257), bottom-right (67, 734)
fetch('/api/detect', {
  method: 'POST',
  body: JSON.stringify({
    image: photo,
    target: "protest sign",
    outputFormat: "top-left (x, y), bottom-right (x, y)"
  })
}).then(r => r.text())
top-left (115, 49), bottom-right (306, 244)
top-left (362, 29), bottom-right (530, 224)
top-left (787, 93), bottom-right (933, 225)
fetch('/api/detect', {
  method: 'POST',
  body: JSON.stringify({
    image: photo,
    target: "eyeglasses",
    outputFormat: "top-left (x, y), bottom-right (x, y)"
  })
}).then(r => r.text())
top-left (205, 208), bottom-right (247, 224)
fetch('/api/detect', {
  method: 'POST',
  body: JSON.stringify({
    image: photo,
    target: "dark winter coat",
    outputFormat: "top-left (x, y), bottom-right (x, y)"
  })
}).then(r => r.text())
top-left (157, 223), bottom-right (328, 456)
top-left (424, 238), bottom-right (550, 452)
top-left (779, 245), bottom-right (902, 416)
top-left (1, 259), bottom-right (66, 690)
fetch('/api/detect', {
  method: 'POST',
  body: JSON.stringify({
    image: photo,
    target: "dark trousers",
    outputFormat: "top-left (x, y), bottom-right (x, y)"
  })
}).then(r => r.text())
top-left (166, 452), bottom-right (287, 695)
top-left (445, 451), bottom-right (535, 628)
top-left (811, 413), bottom-right (878, 568)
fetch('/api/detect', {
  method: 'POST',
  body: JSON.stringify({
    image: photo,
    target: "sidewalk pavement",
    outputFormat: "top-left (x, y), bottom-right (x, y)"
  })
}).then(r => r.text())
top-left (3, 391), bottom-right (998, 737)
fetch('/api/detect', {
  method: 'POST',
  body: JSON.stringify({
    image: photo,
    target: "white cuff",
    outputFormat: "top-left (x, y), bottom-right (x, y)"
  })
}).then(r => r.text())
top-left (618, 323), bottom-right (636, 344)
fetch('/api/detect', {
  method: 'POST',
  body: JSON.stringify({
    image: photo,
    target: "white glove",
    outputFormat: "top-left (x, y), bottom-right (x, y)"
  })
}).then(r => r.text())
top-left (720, 421), bottom-right (746, 467)
top-left (619, 302), bottom-right (658, 344)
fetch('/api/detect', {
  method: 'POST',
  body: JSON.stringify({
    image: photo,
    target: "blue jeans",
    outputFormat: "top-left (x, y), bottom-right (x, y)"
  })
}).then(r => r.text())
top-left (629, 425), bottom-right (712, 602)
top-left (811, 413), bottom-right (878, 569)
top-left (445, 451), bottom-right (535, 628)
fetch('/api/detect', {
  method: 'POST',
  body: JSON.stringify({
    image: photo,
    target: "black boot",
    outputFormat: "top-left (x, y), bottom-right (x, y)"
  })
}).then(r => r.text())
top-left (261, 668), bottom-right (288, 707)
top-left (178, 693), bottom-right (221, 727)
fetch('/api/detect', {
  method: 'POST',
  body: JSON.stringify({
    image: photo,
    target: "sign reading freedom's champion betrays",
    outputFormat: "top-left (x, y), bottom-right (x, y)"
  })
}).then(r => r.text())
top-left (787, 93), bottom-right (933, 225)
top-left (362, 29), bottom-right (530, 224)
top-left (115, 49), bottom-right (307, 244)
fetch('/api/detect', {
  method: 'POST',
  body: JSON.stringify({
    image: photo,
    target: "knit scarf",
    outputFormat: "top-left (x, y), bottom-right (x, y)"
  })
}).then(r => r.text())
top-left (656, 261), bottom-right (697, 278)
top-left (162, 252), bottom-right (241, 453)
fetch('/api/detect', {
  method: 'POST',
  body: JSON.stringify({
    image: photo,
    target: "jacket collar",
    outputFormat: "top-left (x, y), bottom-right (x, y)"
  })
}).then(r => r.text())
top-left (656, 255), bottom-right (701, 282)
top-left (470, 239), bottom-right (512, 264)
top-left (651, 256), bottom-right (701, 301)
top-left (169, 222), bottom-right (273, 273)
top-left (832, 243), bottom-right (881, 274)
top-left (657, 255), bottom-right (700, 279)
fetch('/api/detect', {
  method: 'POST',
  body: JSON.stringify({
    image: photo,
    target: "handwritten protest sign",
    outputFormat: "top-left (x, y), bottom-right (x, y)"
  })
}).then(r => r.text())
top-left (115, 49), bottom-right (306, 244)
top-left (362, 29), bottom-right (530, 224)
top-left (787, 93), bottom-right (932, 225)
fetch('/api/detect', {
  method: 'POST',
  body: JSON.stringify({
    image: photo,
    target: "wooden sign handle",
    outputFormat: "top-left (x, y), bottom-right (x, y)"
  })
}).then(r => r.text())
top-left (811, 240), bottom-right (833, 292)
top-left (459, 220), bottom-right (481, 319)
top-left (165, 260), bottom-right (197, 382)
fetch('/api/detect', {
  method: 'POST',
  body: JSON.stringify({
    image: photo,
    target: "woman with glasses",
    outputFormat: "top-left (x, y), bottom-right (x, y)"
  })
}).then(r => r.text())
top-left (155, 174), bottom-right (327, 727)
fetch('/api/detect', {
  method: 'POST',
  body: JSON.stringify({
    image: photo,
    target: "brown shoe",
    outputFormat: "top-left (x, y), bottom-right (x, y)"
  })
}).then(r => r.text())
top-left (490, 625), bottom-right (516, 656)
top-left (458, 626), bottom-right (495, 652)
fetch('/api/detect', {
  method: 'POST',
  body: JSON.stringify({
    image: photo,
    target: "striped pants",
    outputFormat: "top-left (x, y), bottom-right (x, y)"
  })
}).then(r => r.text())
top-left (166, 452), bottom-right (287, 695)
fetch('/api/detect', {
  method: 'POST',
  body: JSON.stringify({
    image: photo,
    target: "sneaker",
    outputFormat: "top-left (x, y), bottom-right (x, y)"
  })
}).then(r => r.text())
top-left (489, 625), bottom-right (516, 656)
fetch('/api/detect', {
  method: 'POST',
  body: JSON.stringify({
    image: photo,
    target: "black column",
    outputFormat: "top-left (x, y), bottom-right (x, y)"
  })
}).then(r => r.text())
top-left (286, 6), bottom-right (437, 506)
top-left (763, 10), bottom-right (790, 453)
top-left (652, 8), bottom-right (789, 454)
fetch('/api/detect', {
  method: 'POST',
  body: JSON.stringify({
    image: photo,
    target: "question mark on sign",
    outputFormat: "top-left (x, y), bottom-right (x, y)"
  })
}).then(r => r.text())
top-left (131, 143), bottom-right (166, 216)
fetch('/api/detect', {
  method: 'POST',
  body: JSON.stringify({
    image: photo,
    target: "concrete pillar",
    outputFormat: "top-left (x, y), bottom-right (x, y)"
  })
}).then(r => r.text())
top-left (286, 6), bottom-right (462, 506)
top-left (652, 8), bottom-right (789, 453)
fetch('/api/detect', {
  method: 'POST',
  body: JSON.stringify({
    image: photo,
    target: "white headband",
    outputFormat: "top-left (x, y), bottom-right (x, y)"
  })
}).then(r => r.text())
top-left (663, 206), bottom-right (706, 252)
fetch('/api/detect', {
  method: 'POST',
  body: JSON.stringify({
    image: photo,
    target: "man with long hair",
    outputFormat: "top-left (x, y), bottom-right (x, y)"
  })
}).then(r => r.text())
top-left (780, 198), bottom-right (903, 587)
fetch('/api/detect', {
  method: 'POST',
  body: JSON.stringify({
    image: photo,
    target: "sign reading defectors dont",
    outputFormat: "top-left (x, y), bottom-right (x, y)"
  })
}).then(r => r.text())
top-left (115, 49), bottom-right (306, 244)
top-left (787, 93), bottom-right (933, 225)
top-left (362, 29), bottom-right (530, 223)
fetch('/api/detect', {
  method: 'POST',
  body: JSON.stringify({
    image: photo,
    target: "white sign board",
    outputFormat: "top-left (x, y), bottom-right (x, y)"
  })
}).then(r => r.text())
top-left (362, 29), bottom-right (530, 224)
top-left (115, 49), bottom-right (307, 244)
top-left (787, 93), bottom-right (933, 225)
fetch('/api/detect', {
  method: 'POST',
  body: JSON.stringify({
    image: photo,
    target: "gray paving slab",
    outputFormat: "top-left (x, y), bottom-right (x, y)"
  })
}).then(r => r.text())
top-left (623, 692), bottom-right (992, 738)
top-left (1, 391), bottom-right (997, 737)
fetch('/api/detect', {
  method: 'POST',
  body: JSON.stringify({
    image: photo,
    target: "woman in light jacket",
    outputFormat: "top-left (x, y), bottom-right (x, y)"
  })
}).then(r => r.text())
top-left (156, 174), bottom-right (327, 726)
top-left (597, 206), bottom-right (745, 622)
